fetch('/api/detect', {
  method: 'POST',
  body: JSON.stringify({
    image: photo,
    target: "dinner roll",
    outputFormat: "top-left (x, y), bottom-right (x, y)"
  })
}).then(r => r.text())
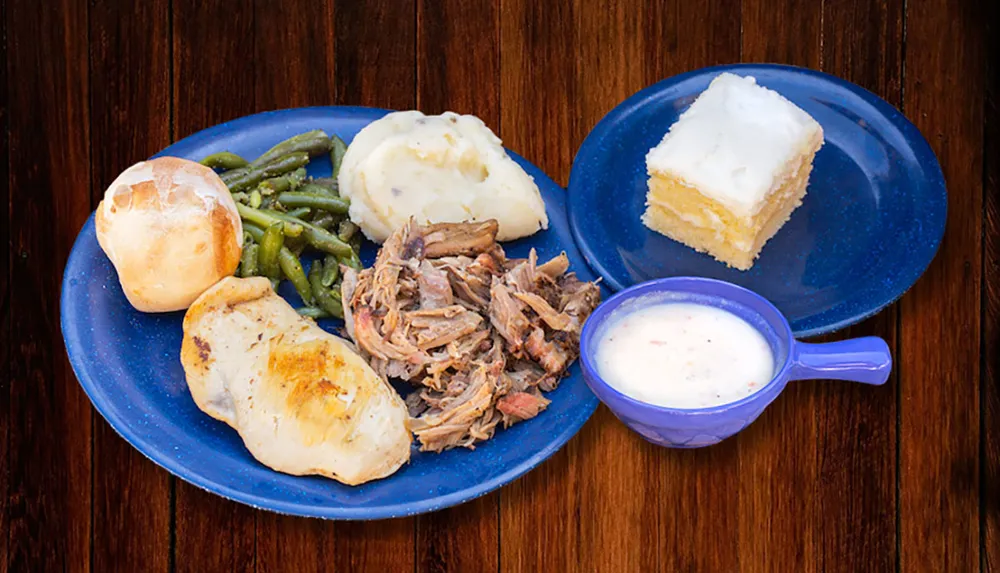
top-left (96, 156), bottom-right (243, 312)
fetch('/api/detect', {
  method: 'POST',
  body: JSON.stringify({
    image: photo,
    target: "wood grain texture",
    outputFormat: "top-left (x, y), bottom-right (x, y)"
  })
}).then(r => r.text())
top-left (88, 2), bottom-right (172, 571)
top-left (416, 0), bottom-right (499, 127)
top-left (415, 2), bottom-right (499, 570)
top-left (250, 3), bottom-right (340, 570)
top-left (499, 2), bottom-right (582, 571)
top-left (172, 0), bottom-right (256, 138)
top-left (332, 2), bottom-right (417, 569)
top-left (984, 1), bottom-right (999, 571)
top-left (0, 0), bottom-right (9, 569)
top-left (5, 0), bottom-right (93, 571)
top-left (816, 1), bottom-right (903, 571)
top-left (739, 1), bottom-right (824, 571)
top-left (334, 0), bottom-right (416, 109)
top-left (256, 515), bottom-right (333, 573)
top-left (900, 0), bottom-right (984, 571)
top-left (3, 0), bottom-right (999, 570)
top-left (171, 2), bottom-right (259, 570)
top-left (641, 3), bottom-right (743, 571)
top-left (253, 0), bottom-right (336, 111)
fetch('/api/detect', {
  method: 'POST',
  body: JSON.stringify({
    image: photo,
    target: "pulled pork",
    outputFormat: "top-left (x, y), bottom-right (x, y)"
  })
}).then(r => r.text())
top-left (343, 219), bottom-right (600, 452)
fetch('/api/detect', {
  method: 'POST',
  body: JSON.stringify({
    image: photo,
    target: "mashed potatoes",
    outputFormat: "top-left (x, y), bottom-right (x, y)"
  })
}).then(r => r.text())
top-left (338, 111), bottom-right (548, 243)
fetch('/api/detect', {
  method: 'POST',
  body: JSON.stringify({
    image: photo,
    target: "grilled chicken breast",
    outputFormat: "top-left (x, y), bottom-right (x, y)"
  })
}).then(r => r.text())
top-left (181, 276), bottom-right (411, 485)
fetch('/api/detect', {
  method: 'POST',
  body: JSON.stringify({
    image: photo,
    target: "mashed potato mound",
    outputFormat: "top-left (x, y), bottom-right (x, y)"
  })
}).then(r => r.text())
top-left (338, 111), bottom-right (548, 243)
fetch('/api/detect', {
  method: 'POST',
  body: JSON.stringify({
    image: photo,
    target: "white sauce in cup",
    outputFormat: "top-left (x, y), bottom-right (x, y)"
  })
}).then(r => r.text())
top-left (594, 302), bottom-right (775, 409)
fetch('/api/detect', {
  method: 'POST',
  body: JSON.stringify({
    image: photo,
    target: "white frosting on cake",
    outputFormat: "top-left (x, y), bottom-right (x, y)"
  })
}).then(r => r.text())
top-left (645, 73), bottom-right (823, 216)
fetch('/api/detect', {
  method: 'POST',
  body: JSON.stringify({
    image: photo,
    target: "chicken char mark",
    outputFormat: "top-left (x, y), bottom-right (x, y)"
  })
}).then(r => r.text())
top-left (346, 218), bottom-right (600, 452)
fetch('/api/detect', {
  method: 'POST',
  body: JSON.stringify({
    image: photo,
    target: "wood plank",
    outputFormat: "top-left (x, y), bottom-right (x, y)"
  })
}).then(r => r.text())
top-left (640, 3), bottom-right (743, 571)
top-left (899, 0), bottom-right (984, 571)
top-left (497, 3), bottom-right (735, 571)
top-left (499, 1), bottom-right (581, 570)
top-left (568, 2), bottom-right (744, 572)
top-left (739, 1), bottom-right (823, 571)
top-left (0, 0), bottom-right (9, 569)
top-left (253, 0), bottom-right (335, 111)
top-left (171, 1), bottom-right (259, 570)
top-left (88, 2), bottom-right (172, 571)
top-left (986, 0), bottom-right (1000, 566)
top-left (816, 1), bottom-right (903, 571)
top-left (985, 36), bottom-right (1000, 572)
top-left (499, 0), bottom-right (577, 186)
top-left (172, 0), bottom-right (256, 137)
top-left (416, 495), bottom-right (497, 573)
top-left (334, 0), bottom-right (417, 110)
top-left (256, 516), bottom-right (333, 573)
top-left (416, 0), bottom-right (499, 127)
top-left (332, 2), bottom-right (417, 569)
top-left (250, 2), bottom-right (341, 570)
top-left (414, 1), bottom-right (499, 571)
top-left (5, 0), bottom-right (93, 570)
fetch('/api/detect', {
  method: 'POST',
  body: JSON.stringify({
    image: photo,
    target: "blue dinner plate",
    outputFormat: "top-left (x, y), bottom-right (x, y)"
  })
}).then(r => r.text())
top-left (568, 64), bottom-right (946, 337)
top-left (61, 107), bottom-right (599, 519)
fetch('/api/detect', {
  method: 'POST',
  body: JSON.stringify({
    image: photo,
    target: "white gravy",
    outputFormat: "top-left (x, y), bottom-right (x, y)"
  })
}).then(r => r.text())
top-left (594, 302), bottom-right (774, 409)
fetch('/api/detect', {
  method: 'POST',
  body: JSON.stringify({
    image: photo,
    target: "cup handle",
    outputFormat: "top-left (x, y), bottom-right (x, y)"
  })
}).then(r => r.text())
top-left (789, 337), bottom-right (892, 385)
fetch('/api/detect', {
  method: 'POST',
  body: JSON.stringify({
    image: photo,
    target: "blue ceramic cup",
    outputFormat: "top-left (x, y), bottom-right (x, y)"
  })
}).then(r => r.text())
top-left (579, 277), bottom-right (892, 448)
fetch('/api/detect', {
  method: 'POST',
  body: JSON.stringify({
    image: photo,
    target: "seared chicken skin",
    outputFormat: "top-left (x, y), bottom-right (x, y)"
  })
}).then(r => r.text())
top-left (181, 276), bottom-right (411, 485)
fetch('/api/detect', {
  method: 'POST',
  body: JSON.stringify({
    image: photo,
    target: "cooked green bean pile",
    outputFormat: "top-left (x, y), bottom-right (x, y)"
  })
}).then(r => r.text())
top-left (200, 130), bottom-right (360, 319)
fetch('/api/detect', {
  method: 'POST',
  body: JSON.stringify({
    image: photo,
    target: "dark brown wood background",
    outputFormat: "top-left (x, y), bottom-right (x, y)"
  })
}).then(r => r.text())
top-left (2, 0), bottom-right (997, 571)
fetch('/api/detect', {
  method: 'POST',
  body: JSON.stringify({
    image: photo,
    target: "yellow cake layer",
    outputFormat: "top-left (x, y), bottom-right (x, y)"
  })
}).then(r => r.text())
top-left (642, 151), bottom-right (815, 270)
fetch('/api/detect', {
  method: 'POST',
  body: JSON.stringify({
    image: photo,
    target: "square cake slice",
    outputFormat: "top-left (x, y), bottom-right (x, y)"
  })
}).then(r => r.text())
top-left (643, 72), bottom-right (824, 270)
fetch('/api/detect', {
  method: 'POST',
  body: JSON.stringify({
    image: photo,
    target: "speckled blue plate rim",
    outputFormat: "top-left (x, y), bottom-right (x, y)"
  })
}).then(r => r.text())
top-left (567, 63), bottom-right (947, 338)
top-left (60, 106), bottom-right (599, 520)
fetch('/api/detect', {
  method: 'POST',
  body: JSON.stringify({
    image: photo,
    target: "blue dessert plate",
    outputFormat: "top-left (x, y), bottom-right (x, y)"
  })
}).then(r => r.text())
top-left (61, 107), bottom-right (599, 519)
top-left (568, 64), bottom-right (946, 337)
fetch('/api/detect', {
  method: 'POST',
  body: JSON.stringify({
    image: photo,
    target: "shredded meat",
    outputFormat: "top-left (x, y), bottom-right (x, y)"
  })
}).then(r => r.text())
top-left (344, 219), bottom-right (600, 452)
top-left (417, 260), bottom-right (453, 309)
top-left (421, 220), bottom-right (499, 258)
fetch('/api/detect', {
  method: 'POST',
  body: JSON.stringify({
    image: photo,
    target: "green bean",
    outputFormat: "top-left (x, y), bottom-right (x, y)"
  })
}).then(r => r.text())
top-left (251, 130), bottom-right (332, 168)
top-left (297, 306), bottom-right (331, 320)
top-left (249, 189), bottom-right (262, 208)
top-left (258, 175), bottom-right (291, 194)
top-left (288, 168), bottom-right (308, 190)
top-left (285, 206), bottom-right (311, 219)
top-left (320, 255), bottom-right (339, 287)
top-left (349, 233), bottom-right (362, 254)
top-left (298, 182), bottom-right (338, 197)
top-left (221, 168), bottom-right (259, 192)
top-left (308, 260), bottom-right (345, 318)
top-left (277, 192), bottom-right (349, 214)
top-left (284, 233), bottom-right (307, 254)
top-left (311, 212), bottom-right (337, 230)
top-left (200, 151), bottom-right (249, 170)
top-left (337, 220), bottom-right (358, 242)
top-left (222, 152), bottom-right (310, 192)
top-left (232, 192), bottom-right (249, 204)
top-left (340, 248), bottom-right (362, 271)
top-left (239, 242), bottom-right (259, 278)
top-left (311, 177), bottom-right (339, 194)
top-left (279, 248), bottom-right (312, 304)
top-left (236, 203), bottom-right (303, 237)
top-left (330, 135), bottom-right (348, 179)
top-left (258, 222), bottom-right (284, 280)
top-left (260, 209), bottom-right (354, 258)
top-left (243, 222), bottom-right (265, 241)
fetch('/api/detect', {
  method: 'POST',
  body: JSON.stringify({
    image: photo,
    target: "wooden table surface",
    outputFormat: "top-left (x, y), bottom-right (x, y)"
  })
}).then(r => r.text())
top-left (3, 0), bottom-right (997, 571)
